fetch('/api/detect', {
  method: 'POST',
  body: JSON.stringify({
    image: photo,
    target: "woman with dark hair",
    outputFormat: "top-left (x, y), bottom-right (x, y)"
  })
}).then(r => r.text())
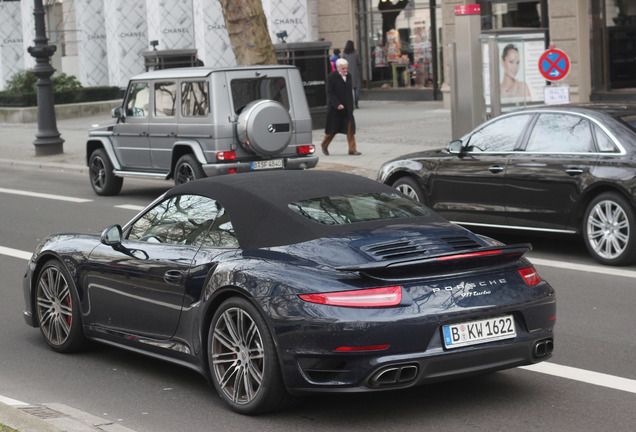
top-left (342, 40), bottom-right (361, 108)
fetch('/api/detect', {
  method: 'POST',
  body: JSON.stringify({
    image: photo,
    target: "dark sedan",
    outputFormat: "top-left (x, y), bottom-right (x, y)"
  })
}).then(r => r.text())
top-left (379, 104), bottom-right (636, 266)
top-left (23, 170), bottom-right (555, 414)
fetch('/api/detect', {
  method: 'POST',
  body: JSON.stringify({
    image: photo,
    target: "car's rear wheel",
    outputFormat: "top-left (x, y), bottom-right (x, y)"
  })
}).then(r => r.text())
top-left (35, 260), bottom-right (85, 353)
top-left (583, 192), bottom-right (636, 265)
top-left (175, 154), bottom-right (205, 186)
top-left (89, 148), bottom-right (123, 196)
top-left (208, 297), bottom-right (291, 414)
top-left (392, 176), bottom-right (425, 203)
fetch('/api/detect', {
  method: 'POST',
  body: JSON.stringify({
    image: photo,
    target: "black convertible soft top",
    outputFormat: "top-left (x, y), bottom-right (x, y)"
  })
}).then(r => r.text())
top-left (166, 170), bottom-right (439, 249)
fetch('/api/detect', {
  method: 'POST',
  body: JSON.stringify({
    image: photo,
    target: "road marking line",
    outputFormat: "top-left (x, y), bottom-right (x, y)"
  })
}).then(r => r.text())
top-left (0, 246), bottom-right (32, 260)
top-left (115, 204), bottom-right (145, 211)
top-left (0, 187), bottom-right (92, 203)
top-left (0, 395), bottom-right (29, 407)
top-left (530, 257), bottom-right (636, 279)
top-left (521, 362), bottom-right (636, 394)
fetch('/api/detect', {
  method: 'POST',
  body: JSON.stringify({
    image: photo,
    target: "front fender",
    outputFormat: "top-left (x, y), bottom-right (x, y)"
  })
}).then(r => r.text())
top-left (377, 159), bottom-right (424, 185)
top-left (86, 137), bottom-right (122, 170)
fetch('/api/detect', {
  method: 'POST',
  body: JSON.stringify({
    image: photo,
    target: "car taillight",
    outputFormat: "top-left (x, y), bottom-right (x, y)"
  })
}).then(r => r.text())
top-left (297, 145), bottom-right (315, 155)
top-left (299, 286), bottom-right (402, 308)
top-left (216, 151), bottom-right (236, 161)
top-left (519, 266), bottom-right (541, 285)
top-left (436, 250), bottom-right (501, 261)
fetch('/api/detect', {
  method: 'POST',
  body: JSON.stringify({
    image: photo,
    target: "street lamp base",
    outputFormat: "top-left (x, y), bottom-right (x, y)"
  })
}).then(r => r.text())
top-left (34, 134), bottom-right (64, 156)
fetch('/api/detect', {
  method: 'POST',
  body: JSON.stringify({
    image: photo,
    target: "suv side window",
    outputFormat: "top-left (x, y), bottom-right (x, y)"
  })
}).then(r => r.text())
top-left (125, 82), bottom-right (149, 117)
top-left (526, 113), bottom-right (595, 153)
top-left (231, 77), bottom-right (290, 113)
top-left (154, 81), bottom-right (177, 117)
top-left (181, 81), bottom-right (209, 117)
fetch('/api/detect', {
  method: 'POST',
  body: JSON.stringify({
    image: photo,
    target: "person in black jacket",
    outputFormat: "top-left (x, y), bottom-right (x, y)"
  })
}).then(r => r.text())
top-left (320, 58), bottom-right (361, 156)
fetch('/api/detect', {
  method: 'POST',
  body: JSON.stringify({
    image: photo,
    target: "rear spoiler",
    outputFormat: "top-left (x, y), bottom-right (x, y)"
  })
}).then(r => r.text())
top-left (336, 244), bottom-right (532, 272)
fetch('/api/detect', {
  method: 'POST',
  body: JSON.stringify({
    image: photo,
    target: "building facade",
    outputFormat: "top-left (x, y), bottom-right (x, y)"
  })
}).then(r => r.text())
top-left (3, 0), bottom-right (635, 106)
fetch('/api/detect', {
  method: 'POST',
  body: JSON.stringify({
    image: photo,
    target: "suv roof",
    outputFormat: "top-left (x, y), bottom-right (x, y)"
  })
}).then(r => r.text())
top-left (130, 65), bottom-right (298, 81)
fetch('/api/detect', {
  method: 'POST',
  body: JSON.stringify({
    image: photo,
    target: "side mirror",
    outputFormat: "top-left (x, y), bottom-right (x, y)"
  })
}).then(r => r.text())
top-left (448, 140), bottom-right (463, 155)
top-left (111, 106), bottom-right (122, 119)
top-left (101, 225), bottom-right (123, 247)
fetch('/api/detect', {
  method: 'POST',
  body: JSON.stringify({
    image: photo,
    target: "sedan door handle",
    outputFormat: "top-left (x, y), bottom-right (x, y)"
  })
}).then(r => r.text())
top-left (488, 165), bottom-right (504, 174)
top-left (566, 168), bottom-right (584, 176)
top-left (164, 270), bottom-right (185, 285)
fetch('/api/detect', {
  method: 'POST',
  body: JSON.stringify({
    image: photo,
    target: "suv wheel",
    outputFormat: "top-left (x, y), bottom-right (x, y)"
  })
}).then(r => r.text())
top-left (89, 148), bottom-right (123, 196)
top-left (175, 154), bottom-right (205, 186)
top-left (392, 177), bottom-right (425, 204)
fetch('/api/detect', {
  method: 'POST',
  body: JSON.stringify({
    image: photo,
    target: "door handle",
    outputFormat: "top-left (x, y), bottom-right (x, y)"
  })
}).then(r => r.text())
top-left (488, 165), bottom-right (504, 174)
top-left (164, 270), bottom-right (185, 285)
top-left (566, 168), bottom-right (583, 176)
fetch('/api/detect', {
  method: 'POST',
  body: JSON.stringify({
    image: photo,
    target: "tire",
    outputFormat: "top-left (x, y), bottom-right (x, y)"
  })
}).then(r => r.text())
top-left (35, 260), bottom-right (85, 353)
top-left (583, 192), bottom-right (636, 265)
top-left (89, 148), bottom-right (123, 196)
top-left (174, 154), bottom-right (205, 186)
top-left (208, 297), bottom-right (292, 414)
top-left (392, 176), bottom-right (425, 204)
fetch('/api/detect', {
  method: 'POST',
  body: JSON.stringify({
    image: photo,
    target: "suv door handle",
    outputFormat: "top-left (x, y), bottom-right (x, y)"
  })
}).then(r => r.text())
top-left (164, 270), bottom-right (185, 285)
top-left (488, 165), bottom-right (504, 174)
top-left (566, 168), bottom-right (583, 176)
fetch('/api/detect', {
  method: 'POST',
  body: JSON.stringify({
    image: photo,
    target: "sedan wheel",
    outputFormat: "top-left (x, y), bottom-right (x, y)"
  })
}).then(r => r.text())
top-left (208, 298), bottom-right (291, 414)
top-left (584, 193), bottom-right (636, 265)
top-left (392, 176), bottom-right (425, 203)
top-left (36, 260), bottom-right (85, 352)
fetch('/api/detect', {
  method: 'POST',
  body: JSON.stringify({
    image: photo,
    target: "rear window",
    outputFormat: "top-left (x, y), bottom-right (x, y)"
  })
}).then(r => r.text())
top-left (231, 77), bottom-right (289, 113)
top-left (288, 193), bottom-right (429, 225)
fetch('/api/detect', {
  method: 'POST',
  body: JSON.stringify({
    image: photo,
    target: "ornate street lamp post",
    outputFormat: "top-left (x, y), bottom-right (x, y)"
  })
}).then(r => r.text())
top-left (27, 0), bottom-right (64, 155)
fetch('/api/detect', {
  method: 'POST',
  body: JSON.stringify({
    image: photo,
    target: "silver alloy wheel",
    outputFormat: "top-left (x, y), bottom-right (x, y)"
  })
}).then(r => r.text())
top-left (586, 199), bottom-right (630, 260)
top-left (396, 183), bottom-right (419, 200)
top-left (211, 307), bottom-right (265, 405)
top-left (90, 155), bottom-right (107, 189)
top-left (36, 266), bottom-right (72, 346)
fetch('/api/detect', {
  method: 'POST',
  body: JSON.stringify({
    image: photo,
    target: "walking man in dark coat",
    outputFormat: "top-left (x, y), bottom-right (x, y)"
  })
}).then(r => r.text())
top-left (320, 58), bottom-right (361, 156)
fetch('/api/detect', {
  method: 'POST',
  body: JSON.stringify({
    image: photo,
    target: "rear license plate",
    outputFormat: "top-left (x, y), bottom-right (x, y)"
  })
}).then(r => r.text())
top-left (443, 315), bottom-right (516, 349)
top-left (251, 159), bottom-right (283, 170)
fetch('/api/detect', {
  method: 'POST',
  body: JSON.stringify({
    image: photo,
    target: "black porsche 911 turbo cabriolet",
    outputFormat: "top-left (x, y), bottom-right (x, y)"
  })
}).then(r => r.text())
top-left (23, 170), bottom-right (556, 414)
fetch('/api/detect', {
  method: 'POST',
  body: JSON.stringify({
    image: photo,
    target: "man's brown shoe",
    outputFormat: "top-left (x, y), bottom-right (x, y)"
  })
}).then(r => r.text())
top-left (348, 151), bottom-right (361, 155)
top-left (322, 147), bottom-right (329, 155)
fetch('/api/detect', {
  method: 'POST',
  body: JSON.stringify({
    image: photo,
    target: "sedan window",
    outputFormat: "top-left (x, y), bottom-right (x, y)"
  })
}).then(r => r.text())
top-left (525, 114), bottom-right (595, 153)
top-left (593, 123), bottom-right (620, 153)
top-left (128, 194), bottom-right (236, 247)
top-left (467, 114), bottom-right (532, 152)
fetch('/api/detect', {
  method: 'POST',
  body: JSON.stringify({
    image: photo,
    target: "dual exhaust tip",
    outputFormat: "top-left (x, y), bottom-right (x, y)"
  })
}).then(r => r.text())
top-left (369, 364), bottom-right (419, 387)
top-left (533, 338), bottom-right (554, 358)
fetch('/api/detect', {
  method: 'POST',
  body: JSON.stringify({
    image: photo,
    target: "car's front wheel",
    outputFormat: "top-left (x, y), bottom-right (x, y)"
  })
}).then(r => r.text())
top-left (89, 148), bottom-right (123, 196)
top-left (208, 297), bottom-right (291, 414)
top-left (392, 176), bottom-right (425, 203)
top-left (35, 260), bottom-right (85, 353)
top-left (174, 154), bottom-right (205, 186)
top-left (583, 192), bottom-right (636, 265)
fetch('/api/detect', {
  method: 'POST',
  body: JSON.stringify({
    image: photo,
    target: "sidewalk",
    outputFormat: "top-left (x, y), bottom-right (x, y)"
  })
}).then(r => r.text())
top-left (0, 100), bottom-right (451, 432)
top-left (0, 100), bottom-right (452, 179)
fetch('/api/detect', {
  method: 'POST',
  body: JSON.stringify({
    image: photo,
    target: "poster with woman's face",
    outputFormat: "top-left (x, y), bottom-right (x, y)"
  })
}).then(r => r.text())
top-left (499, 42), bottom-right (531, 102)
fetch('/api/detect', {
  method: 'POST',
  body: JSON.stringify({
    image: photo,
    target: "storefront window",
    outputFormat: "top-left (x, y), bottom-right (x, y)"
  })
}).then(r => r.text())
top-left (591, 0), bottom-right (636, 91)
top-left (477, 1), bottom-right (547, 30)
top-left (360, 1), bottom-right (442, 89)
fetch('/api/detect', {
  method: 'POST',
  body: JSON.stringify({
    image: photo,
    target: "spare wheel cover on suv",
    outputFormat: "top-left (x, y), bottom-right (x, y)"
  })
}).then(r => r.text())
top-left (237, 99), bottom-right (293, 156)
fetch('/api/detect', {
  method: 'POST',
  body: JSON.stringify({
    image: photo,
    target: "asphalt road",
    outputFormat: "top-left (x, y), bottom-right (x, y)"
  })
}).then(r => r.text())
top-left (0, 165), bottom-right (634, 432)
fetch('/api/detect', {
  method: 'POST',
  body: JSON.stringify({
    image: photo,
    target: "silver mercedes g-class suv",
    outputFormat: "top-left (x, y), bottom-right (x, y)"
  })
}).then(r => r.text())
top-left (87, 65), bottom-right (318, 195)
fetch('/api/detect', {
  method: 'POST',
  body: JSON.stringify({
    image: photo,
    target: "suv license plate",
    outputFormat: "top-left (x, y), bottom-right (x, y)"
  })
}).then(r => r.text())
top-left (252, 159), bottom-right (284, 170)
top-left (443, 315), bottom-right (516, 349)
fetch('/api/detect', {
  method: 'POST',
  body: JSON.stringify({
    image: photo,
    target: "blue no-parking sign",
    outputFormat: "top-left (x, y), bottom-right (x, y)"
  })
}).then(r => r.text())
top-left (538, 48), bottom-right (570, 81)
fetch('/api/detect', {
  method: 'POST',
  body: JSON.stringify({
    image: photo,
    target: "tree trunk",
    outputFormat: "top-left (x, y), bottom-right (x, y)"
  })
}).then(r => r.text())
top-left (218, 0), bottom-right (277, 65)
